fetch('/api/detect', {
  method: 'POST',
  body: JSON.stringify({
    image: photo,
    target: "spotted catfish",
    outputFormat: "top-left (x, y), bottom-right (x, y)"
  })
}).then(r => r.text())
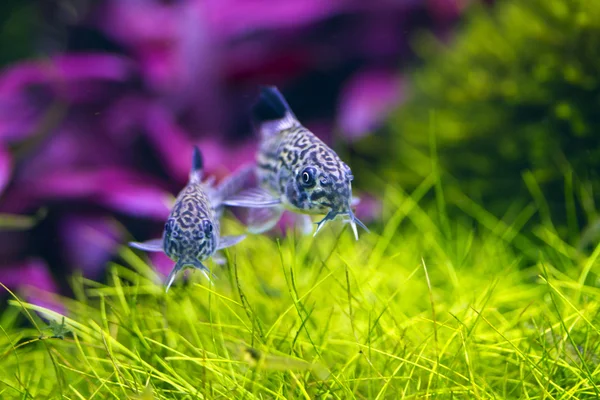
top-left (129, 146), bottom-right (247, 291)
top-left (223, 86), bottom-right (368, 240)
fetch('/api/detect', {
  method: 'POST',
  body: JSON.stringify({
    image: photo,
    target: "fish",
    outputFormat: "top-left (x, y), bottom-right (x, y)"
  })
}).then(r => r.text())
top-left (222, 86), bottom-right (368, 240)
top-left (129, 146), bottom-right (248, 292)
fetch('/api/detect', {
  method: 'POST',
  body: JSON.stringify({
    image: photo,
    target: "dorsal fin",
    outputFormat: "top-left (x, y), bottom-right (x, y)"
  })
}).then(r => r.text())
top-left (190, 146), bottom-right (203, 183)
top-left (252, 86), bottom-right (299, 138)
top-left (252, 86), bottom-right (296, 120)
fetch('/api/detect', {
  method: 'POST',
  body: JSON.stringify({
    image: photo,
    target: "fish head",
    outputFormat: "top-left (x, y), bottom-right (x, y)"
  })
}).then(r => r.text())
top-left (163, 217), bottom-right (219, 262)
top-left (285, 156), bottom-right (354, 214)
top-left (284, 158), bottom-right (369, 240)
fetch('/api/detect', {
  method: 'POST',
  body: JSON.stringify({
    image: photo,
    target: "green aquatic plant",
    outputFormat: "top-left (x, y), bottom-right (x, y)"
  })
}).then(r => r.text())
top-left (0, 208), bottom-right (47, 231)
top-left (358, 0), bottom-right (600, 245)
top-left (0, 184), bottom-right (599, 399)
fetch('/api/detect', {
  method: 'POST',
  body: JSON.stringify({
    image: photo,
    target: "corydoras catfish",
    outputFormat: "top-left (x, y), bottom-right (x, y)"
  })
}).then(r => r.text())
top-left (223, 86), bottom-right (368, 240)
top-left (129, 146), bottom-right (247, 291)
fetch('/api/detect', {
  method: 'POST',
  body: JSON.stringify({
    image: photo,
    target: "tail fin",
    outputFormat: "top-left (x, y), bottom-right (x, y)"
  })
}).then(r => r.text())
top-left (190, 146), bottom-right (203, 183)
top-left (252, 86), bottom-right (299, 137)
top-left (164, 258), bottom-right (214, 292)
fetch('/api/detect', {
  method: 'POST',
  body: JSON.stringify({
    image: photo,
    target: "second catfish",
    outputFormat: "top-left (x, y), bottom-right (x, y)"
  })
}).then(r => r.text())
top-left (224, 86), bottom-right (368, 240)
top-left (129, 147), bottom-right (246, 291)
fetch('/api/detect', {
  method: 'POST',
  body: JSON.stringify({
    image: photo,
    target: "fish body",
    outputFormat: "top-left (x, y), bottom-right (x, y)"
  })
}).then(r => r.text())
top-left (223, 86), bottom-right (368, 239)
top-left (163, 174), bottom-right (218, 265)
top-left (256, 114), bottom-right (352, 216)
top-left (129, 146), bottom-right (246, 291)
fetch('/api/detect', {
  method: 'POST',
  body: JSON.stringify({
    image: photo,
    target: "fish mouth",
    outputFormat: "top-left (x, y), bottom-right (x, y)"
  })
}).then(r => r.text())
top-left (313, 209), bottom-right (369, 240)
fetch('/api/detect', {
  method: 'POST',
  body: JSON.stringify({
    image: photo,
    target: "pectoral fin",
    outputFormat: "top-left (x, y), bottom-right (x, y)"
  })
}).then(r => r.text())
top-left (129, 238), bottom-right (163, 252)
top-left (296, 214), bottom-right (314, 236)
top-left (217, 234), bottom-right (247, 250)
top-left (164, 258), bottom-right (214, 292)
top-left (313, 217), bottom-right (331, 237)
top-left (313, 210), bottom-right (369, 240)
top-left (164, 260), bottom-right (185, 292)
top-left (214, 164), bottom-right (257, 206)
top-left (246, 206), bottom-right (284, 234)
top-left (347, 210), bottom-right (369, 241)
top-left (221, 188), bottom-right (281, 208)
top-left (212, 251), bottom-right (226, 265)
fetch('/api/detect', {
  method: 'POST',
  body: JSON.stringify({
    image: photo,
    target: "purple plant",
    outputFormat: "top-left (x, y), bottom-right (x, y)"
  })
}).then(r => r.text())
top-left (0, 0), bottom-right (470, 306)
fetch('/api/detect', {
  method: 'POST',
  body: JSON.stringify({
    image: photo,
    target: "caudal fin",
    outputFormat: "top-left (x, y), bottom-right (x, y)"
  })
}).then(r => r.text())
top-left (190, 146), bottom-right (204, 183)
top-left (252, 86), bottom-right (299, 137)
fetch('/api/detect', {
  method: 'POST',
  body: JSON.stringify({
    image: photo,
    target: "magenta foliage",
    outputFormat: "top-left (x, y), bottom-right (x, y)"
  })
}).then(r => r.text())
top-left (0, 0), bottom-right (470, 304)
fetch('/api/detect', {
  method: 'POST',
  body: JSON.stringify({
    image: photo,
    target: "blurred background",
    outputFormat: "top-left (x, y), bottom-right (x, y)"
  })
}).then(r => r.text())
top-left (1, 0), bottom-right (598, 308)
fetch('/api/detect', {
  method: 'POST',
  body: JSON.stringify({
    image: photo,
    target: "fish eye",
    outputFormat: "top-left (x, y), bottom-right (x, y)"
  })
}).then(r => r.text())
top-left (203, 220), bottom-right (213, 234)
top-left (302, 172), bottom-right (310, 183)
top-left (300, 167), bottom-right (317, 187)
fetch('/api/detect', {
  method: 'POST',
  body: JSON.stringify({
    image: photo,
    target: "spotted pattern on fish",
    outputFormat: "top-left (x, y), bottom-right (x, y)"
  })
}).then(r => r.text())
top-left (256, 120), bottom-right (354, 216)
top-left (128, 146), bottom-right (250, 291)
top-left (163, 181), bottom-right (219, 263)
top-left (218, 86), bottom-right (367, 239)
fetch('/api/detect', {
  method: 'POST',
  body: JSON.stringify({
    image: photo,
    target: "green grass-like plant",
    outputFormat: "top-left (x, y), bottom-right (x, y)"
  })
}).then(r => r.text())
top-left (1, 180), bottom-right (599, 399)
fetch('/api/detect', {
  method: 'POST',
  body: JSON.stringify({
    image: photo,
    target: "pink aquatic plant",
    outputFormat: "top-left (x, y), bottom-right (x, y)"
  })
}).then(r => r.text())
top-left (0, 0), bottom-right (471, 302)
